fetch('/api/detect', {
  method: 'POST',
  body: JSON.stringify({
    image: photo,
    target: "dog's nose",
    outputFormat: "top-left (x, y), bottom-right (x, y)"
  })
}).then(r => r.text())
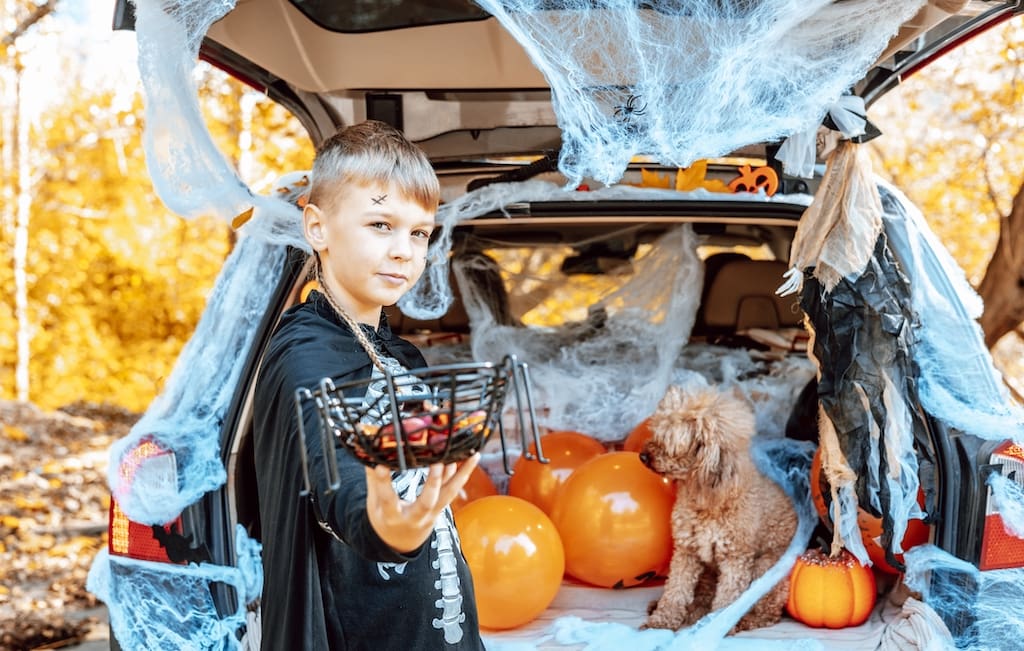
top-left (638, 451), bottom-right (651, 467)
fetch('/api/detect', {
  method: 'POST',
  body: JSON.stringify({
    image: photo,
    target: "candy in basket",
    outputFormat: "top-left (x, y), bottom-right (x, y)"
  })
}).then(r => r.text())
top-left (294, 355), bottom-right (545, 492)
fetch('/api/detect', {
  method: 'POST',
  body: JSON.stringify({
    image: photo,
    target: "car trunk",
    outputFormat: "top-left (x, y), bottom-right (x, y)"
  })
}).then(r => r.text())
top-left (105, 1), bottom-right (1024, 648)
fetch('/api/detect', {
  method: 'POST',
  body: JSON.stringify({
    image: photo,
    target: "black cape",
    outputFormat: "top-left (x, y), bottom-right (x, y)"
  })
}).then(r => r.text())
top-left (253, 291), bottom-right (485, 650)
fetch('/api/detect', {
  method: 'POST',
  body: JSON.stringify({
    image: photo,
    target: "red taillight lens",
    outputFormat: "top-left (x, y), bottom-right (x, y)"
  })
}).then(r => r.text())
top-left (108, 438), bottom-right (183, 564)
top-left (980, 441), bottom-right (1024, 571)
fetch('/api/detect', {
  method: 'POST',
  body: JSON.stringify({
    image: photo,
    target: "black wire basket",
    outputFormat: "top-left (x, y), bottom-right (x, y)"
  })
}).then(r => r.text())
top-left (295, 355), bottom-right (545, 489)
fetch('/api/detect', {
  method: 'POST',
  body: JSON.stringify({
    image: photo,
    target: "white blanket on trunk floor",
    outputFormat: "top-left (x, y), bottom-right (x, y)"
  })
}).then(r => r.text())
top-left (481, 579), bottom-right (953, 650)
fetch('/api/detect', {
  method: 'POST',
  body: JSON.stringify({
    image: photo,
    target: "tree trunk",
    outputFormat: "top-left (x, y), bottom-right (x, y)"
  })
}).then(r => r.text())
top-left (3, 0), bottom-right (59, 401)
top-left (978, 178), bottom-right (1024, 348)
top-left (14, 61), bottom-right (30, 401)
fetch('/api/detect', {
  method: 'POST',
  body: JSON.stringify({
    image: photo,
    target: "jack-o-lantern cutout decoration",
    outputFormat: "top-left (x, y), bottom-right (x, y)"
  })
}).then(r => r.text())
top-left (728, 164), bottom-right (779, 196)
top-left (786, 548), bottom-right (877, 629)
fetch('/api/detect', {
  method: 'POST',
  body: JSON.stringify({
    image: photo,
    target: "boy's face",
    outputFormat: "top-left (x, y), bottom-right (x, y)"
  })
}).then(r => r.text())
top-left (303, 181), bottom-right (435, 325)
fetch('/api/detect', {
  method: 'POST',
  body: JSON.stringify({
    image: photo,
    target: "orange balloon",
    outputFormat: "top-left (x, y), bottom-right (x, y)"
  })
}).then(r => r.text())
top-left (551, 451), bottom-right (675, 588)
top-left (811, 446), bottom-right (930, 574)
top-left (455, 495), bottom-right (565, 630)
top-left (857, 505), bottom-right (930, 575)
top-left (451, 465), bottom-right (498, 513)
top-left (622, 418), bottom-right (654, 452)
top-left (509, 431), bottom-right (606, 517)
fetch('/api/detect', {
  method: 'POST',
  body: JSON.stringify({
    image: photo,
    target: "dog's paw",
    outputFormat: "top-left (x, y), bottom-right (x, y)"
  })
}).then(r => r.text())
top-left (644, 603), bottom-right (681, 631)
top-left (731, 612), bottom-right (781, 633)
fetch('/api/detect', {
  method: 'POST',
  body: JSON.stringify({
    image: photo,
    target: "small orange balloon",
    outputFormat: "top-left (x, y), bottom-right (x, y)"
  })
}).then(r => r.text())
top-left (508, 431), bottom-right (606, 517)
top-left (811, 446), bottom-right (930, 574)
top-left (456, 495), bottom-right (565, 630)
top-left (551, 451), bottom-right (675, 588)
top-left (857, 505), bottom-right (930, 575)
top-left (451, 465), bottom-right (498, 513)
top-left (622, 418), bottom-right (654, 452)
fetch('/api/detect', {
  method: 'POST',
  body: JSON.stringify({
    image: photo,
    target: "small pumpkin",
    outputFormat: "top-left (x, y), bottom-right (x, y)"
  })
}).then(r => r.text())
top-left (786, 548), bottom-right (877, 629)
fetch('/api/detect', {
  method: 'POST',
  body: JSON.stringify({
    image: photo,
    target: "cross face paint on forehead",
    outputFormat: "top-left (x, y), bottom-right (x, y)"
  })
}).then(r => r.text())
top-left (371, 193), bottom-right (388, 205)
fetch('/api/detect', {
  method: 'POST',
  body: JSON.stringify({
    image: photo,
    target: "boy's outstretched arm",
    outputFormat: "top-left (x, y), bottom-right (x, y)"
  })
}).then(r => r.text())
top-left (364, 454), bottom-right (481, 554)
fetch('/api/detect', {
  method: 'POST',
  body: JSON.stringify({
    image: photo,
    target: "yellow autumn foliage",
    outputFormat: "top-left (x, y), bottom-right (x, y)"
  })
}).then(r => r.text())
top-left (0, 67), bottom-right (313, 412)
top-left (870, 18), bottom-right (1024, 287)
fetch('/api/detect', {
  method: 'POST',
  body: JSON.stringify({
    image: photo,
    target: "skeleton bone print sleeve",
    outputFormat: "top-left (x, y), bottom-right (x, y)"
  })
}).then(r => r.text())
top-left (363, 355), bottom-right (473, 644)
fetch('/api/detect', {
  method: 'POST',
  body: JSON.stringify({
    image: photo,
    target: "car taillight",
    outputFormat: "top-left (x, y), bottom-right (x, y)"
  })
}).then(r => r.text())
top-left (979, 441), bottom-right (1024, 571)
top-left (108, 438), bottom-right (184, 564)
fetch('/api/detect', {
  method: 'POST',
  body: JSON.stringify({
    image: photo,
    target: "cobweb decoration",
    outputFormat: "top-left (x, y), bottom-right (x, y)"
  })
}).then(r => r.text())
top-left (400, 178), bottom-right (812, 320)
top-left (904, 544), bottom-right (1024, 651)
top-left (87, 524), bottom-right (262, 651)
top-left (462, 224), bottom-right (701, 440)
top-left (87, 1), bottom-right (307, 647)
top-left (132, 0), bottom-right (308, 249)
top-left (878, 180), bottom-right (1024, 442)
top-left (474, 0), bottom-right (926, 185)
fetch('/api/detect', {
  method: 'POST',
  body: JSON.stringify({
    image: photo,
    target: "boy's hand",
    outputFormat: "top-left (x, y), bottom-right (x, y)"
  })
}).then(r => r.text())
top-left (365, 453), bottom-right (481, 554)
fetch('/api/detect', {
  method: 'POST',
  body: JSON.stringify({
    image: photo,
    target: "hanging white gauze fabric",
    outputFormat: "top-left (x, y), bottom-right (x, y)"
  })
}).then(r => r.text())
top-left (459, 225), bottom-right (703, 441)
top-left (775, 95), bottom-right (867, 179)
top-left (778, 141), bottom-right (883, 296)
top-left (475, 0), bottom-right (926, 186)
top-left (132, 0), bottom-right (306, 250)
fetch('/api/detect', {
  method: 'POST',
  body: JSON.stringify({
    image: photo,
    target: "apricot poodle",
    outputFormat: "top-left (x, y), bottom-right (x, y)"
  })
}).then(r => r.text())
top-left (640, 385), bottom-right (798, 632)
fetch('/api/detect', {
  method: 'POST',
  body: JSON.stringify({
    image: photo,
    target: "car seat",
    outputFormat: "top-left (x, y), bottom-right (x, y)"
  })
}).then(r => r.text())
top-left (699, 258), bottom-right (802, 336)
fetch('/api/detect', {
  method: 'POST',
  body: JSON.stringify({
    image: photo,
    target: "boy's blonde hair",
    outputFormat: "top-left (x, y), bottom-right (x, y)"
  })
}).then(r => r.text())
top-left (309, 120), bottom-right (440, 213)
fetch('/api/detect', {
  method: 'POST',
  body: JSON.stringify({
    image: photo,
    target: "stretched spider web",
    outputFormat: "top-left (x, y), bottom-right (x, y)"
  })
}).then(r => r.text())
top-left (474, 0), bottom-right (926, 185)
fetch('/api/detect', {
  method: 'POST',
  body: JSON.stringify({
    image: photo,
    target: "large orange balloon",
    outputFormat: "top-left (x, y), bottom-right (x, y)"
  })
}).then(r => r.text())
top-left (551, 451), bottom-right (675, 588)
top-left (811, 446), bottom-right (930, 574)
top-left (622, 418), bottom-right (654, 452)
top-left (451, 465), bottom-right (498, 513)
top-left (456, 495), bottom-right (565, 630)
top-left (508, 431), bottom-right (606, 517)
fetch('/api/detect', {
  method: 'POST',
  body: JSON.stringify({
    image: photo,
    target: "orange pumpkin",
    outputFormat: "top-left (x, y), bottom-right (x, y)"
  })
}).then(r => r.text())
top-left (786, 548), bottom-right (877, 628)
top-left (810, 446), bottom-right (930, 574)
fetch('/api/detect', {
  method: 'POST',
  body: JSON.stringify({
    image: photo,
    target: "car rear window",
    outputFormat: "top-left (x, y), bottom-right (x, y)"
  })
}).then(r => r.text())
top-left (288, 0), bottom-right (490, 33)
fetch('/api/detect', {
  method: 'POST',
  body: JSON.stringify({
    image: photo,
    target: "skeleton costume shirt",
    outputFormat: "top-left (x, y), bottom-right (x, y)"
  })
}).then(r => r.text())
top-left (253, 290), bottom-right (484, 651)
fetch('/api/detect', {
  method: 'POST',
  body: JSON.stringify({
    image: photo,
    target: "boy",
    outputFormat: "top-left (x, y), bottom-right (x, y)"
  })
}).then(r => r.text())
top-left (253, 121), bottom-right (485, 650)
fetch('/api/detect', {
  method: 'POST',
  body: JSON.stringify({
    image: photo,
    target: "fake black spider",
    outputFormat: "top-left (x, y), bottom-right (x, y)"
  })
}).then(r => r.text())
top-left (613, 94), bottom-right (648, 122)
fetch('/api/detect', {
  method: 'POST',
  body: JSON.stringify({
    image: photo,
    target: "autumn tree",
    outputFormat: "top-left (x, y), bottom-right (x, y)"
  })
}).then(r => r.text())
top-left (0, 7), bottom-right (313, 411)
top-left (870, 16), bottom-right (1024, 377)
top-left (1, 0), bottom-right (59, 402)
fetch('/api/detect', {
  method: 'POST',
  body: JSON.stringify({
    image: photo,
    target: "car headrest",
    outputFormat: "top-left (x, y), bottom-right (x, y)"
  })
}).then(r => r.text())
top-left (702, 259), bottom-right (802, 331)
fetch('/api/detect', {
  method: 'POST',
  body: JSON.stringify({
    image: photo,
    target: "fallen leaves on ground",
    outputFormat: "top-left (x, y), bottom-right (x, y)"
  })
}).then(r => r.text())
top-left (0, 400), bottom-right (138, 651)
